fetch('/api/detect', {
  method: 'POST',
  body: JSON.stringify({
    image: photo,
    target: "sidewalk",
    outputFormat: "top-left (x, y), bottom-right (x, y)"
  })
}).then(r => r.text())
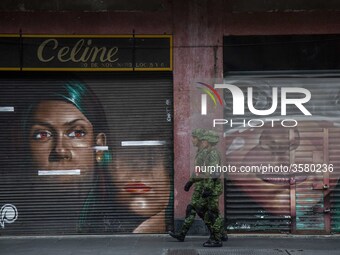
top-left (1, 234), bottom-right (339, 255)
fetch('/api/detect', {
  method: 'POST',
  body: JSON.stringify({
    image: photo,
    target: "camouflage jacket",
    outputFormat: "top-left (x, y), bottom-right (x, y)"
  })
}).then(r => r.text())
top-left (190, 147), bottom-right (222, 197)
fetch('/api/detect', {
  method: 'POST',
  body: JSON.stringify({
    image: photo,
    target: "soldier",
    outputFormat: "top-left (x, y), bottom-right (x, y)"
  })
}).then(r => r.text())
top-left (169, 128), bottom-right (226, 247)
top-left (199, 130), bottom-right (225, 247)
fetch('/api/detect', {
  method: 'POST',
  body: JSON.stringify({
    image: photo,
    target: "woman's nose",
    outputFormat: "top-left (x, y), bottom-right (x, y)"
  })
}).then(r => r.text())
top-left (50, 134), bottom-right (72, 161)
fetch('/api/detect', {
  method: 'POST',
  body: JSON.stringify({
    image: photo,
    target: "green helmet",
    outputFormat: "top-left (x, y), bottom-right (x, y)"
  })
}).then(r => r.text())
top-left (191, 128), bottom-right (207, 140)
top-left (201, 130), bottom-right (219, 143)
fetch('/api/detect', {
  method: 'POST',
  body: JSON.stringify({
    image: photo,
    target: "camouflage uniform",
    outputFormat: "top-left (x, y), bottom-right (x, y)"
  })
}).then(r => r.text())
top-left (170, 129), bottom-right (225, 247)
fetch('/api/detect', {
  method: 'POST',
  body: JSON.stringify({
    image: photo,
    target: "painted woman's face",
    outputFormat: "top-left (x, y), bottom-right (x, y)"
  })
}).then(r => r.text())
top-left (112, 147), bottom-right (170, 218)
top-left (225, 121), bottom-right (339, 215)
top-left (29, 100), bottom-right (95, 184)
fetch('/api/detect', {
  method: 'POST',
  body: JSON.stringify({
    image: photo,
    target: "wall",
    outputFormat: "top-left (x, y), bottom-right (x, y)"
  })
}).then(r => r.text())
top-left (172, 0), bottom-right (224, 220)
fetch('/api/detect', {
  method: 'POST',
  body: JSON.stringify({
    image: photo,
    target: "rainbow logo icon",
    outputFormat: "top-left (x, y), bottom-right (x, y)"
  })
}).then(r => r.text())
top-left (196, 82), bottom-right (223, 115)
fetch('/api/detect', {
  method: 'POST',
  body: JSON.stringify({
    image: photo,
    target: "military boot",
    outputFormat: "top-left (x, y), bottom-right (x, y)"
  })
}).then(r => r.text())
top-left (203, 239), bottom-right (223, 247)
top-left (168, 231), bottom-right (185, 242)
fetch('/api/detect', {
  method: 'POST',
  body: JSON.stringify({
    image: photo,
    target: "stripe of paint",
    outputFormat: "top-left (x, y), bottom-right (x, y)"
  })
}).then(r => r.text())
top-left (0, 106), bottom-right (14, 112)
top-left (93, 146), bottom-right (109, 151)
top-left (198, 87), bottom-right (217, 106)
top-left (121, 140), bottom-right (167, 146)
top-left (38, 170), bottom-right (81, 176)
top-left (197, 82), bottom-right (223, 105)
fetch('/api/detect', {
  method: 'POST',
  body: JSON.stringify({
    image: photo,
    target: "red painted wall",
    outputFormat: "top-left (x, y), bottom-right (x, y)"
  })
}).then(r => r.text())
top-left (2, 0), bottom-right (340, 220)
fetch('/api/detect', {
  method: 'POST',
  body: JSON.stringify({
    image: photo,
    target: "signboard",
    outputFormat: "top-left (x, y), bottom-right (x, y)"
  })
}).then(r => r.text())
top-left (0, 34), bottom-right (172, 71)
top-left (0, 35), bottom-right (20, 71)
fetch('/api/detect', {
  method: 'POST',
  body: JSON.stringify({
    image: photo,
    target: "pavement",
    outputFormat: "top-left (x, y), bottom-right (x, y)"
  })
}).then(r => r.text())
top-left (1, 234), bottom-right (340, 255)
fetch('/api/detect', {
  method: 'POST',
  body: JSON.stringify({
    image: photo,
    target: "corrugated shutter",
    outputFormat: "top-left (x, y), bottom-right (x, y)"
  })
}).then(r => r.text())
top-left (223, 76), bottom-right (340, 234)
top-left (225, 125), bottom-right (334, 233)
top-left (0, 72), bottom-right (173, 235)
top-left (225, 179), bottom-right (291, 232)
top-left (223, 126), bottom-right (292, 233)
top-left (223, 35), bottom-right (340, 234)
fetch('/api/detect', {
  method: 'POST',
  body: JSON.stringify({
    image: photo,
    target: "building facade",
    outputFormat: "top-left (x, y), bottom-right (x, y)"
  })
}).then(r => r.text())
top-left (0, 0), bottom-right (340, 235)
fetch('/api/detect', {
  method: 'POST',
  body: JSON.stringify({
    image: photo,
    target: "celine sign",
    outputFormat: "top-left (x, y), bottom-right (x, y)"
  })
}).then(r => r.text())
top-left (0, 34), bottom-right (172, 71)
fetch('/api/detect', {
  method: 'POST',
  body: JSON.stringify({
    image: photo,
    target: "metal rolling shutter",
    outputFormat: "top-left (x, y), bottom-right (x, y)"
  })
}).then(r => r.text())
top-left (225, 179), bottom-right (291, 233)
top-left (0, 72), bottom-right (173, 235)
top-left (223, 76), bottom-right (340, 233)
top-left (223, 78), bottom-right (292, 233)
top-left (223, 35), bottom-right (340, 234)
top-left (225, 125), bottom-right (332, 233)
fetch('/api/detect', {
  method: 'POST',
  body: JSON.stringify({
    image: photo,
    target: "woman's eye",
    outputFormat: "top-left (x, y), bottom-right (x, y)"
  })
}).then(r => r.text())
top-left (68, 130), bottom-right (86, 138)
top-left (33, 131), bottom-right (52, 140)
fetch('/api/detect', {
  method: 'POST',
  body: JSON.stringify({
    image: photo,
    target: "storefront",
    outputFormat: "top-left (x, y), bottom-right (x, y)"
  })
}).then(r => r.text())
top-left (2, 1), bottom-right (340, 238)
top-left (0, 35), bottom-right (174, 235)
top-left (222, 34), bottom-right (340, 234)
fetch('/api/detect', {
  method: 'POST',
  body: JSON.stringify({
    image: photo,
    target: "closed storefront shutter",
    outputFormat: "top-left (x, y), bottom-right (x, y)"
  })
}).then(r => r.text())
top-left (223, 35), bottom-right (340, 234)
top-left (0, 72), bottom-right (173, 235)
top-left (223, 76), bottom-right (340, 234)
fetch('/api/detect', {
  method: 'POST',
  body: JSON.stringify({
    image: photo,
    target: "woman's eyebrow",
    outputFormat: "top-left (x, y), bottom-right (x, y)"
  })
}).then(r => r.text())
top-left (63, 119), bottom-right (91, 127)
top-left (31, 121), bottom-right (54, 130)
top-left (31, 119), bottom-right (91, 129)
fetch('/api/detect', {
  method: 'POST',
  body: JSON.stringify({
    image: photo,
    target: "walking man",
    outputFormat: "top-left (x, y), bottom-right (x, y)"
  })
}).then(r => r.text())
top-left (169, 128), bottom-right (225, 247)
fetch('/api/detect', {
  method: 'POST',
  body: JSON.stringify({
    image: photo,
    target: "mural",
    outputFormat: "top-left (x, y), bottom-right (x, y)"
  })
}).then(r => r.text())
top-left (0, 74), bottom-right (173, 234)
top-left (192, 77), bottom-right (340, 233)
top-left (222, 77), bottom-right (340, 233)
top-left (105, 145), bottom-right (172, 233)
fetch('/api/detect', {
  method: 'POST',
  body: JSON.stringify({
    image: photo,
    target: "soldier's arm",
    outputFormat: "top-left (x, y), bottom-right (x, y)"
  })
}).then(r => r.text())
top-left (207, 149), bottom-right (222, 179)
top-left (212, 178), bottom-right (223, 196)
top-left (202, 178), bottom-right (222, 197)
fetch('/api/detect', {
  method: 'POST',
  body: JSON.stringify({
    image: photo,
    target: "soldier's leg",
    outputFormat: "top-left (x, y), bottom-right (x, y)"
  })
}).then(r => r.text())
top-left (210, 212), bottom-right (224, 241)
top-left (180, 204), bottom-right (197, 235)
top-left (206, 196), bottom-right (227, 241)
top-left (220, 218), bottom-right (228, 241)
top-left (201, 196), bottom-right (223, 247)
top-left (205, 219), bottom-right (226, 242)
top-left (204, 209), bottom-right (221, 240)
top-left (202, 210), bottom-right (223, 247)
top-left (169, 204), bottom-right (196, 242)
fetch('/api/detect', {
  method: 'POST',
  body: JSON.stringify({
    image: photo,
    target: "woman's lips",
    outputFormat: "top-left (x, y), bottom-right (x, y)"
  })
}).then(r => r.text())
top-left (124, 183), bottom-right (151, 194)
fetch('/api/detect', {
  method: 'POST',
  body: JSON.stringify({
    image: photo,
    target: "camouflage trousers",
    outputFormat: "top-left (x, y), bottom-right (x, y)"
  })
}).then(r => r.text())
top-left (179, 195), bottom-right (224, 241)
